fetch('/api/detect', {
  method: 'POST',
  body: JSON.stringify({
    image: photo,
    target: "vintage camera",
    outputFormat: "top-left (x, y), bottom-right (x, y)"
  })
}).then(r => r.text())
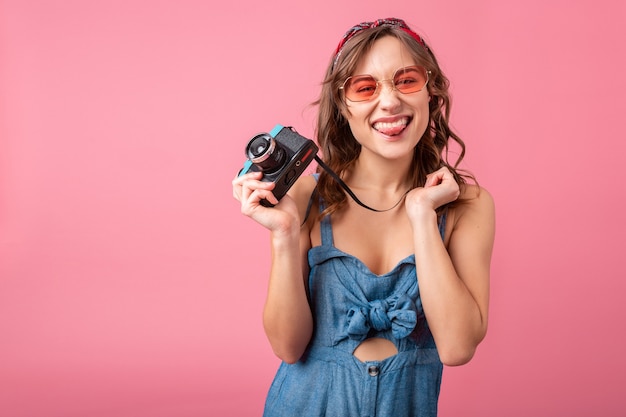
top-left (238, 124), bottom-right (318, 207)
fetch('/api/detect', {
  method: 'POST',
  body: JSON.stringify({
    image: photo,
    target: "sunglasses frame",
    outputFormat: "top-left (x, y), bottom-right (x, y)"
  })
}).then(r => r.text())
top-left (339, 65), bottom-right (431, 102)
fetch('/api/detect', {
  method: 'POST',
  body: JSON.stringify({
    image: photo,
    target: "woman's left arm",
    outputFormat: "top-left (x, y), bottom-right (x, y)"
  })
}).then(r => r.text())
top-left (406, 168), bottom-right (495, 366)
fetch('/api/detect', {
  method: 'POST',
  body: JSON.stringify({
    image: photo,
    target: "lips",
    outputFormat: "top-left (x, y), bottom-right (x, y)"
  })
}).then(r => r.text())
top-left (373, 117), bottom-right (410, 136)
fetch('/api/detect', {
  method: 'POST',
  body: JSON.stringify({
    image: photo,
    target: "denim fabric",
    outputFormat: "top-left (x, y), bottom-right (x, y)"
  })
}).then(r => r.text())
top-left (264, 195), bottom-right (445, 417)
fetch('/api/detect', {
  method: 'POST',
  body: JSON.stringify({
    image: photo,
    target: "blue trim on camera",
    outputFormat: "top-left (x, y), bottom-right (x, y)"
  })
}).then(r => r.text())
top-left (270, 124), bottom-right (284, 137)
top-left (238, 159), bottom-right (253, 177)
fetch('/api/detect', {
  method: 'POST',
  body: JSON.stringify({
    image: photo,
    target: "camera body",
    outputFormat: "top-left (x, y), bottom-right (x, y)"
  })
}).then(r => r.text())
top-left (239, 124), bottom-right (318, 207)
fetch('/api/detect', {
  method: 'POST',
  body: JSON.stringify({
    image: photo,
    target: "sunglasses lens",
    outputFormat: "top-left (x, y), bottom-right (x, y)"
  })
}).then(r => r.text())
top-left (394, 66), bottom-right (427, 94)
top-left (344, 75), bottom-right (378, 102)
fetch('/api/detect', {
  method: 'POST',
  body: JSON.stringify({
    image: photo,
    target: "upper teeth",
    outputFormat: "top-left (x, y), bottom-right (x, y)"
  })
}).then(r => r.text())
top-left (373, 118), bottom-right (408, 130)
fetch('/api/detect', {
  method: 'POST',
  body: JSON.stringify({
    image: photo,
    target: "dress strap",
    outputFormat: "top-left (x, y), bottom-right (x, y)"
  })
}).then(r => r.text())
top-left (319, 201), bottom-right (334, 246)
top-left (309, 173), bottom-right (334, 247)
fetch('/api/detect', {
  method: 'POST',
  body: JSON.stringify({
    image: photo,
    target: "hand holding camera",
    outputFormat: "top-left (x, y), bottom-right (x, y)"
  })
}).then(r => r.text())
top-left (237, 125), bottom-right (318, 207)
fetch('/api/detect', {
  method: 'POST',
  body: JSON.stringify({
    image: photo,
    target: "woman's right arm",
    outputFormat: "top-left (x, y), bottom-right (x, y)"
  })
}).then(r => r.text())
top-left (232, 172), bottom-right (315, 363)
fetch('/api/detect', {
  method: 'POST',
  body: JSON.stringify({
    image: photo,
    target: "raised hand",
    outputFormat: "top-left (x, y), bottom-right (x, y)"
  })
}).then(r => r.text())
top-left (405, 167), bottom-right (460, 219)
top-left (232, 171), bottom-right (300, 235)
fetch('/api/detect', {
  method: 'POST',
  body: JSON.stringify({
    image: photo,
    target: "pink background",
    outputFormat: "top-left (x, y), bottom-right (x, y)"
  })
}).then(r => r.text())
top-left (1, 1), bottom-right (625, 416)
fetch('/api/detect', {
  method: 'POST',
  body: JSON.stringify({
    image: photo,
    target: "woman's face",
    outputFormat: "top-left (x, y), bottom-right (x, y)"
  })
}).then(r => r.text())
top-left (343, 36), bottom-right (430, 164)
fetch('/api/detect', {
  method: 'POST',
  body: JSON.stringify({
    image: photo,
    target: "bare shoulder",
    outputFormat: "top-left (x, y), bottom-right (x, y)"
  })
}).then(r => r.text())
top-left (442, 183), bottom-right (495, 296)
top-left (458, 184), bottom-right (495, 216)
top-left (445, 184), bottom-right (495, 245)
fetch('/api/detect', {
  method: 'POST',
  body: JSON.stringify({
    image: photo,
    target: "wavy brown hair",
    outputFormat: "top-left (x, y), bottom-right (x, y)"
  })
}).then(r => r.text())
top-left (313, 24), bottom-right (475, 217)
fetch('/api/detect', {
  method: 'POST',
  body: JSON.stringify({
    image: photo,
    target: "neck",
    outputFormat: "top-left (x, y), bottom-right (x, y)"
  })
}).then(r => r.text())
top-left (347, 153), bottom-right (413, 194)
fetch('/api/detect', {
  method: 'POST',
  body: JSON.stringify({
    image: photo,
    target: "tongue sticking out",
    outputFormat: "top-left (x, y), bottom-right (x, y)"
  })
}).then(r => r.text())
top-left (377, 124), bottom-right (405, 136)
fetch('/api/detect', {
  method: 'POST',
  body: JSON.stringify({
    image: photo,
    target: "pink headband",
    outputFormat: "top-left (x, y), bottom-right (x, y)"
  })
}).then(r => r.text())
top-left (332, 18), bottom-right (427, 70)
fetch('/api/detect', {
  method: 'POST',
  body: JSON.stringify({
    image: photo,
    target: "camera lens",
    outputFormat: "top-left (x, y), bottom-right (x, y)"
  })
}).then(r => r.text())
top-left (245, 133), bottom-right (286, 174)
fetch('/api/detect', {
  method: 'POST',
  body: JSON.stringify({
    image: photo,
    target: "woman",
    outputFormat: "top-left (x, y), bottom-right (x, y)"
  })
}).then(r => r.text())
top-left (233, 18), bottom-right (495, 417)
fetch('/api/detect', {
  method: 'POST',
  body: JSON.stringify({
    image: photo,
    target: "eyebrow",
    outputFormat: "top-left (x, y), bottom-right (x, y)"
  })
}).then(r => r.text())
top-left (350, 74), bottom-right (376, 80)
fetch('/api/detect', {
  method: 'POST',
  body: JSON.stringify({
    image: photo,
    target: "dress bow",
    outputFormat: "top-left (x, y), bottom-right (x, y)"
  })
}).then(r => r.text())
top-left (346, 294), bottom-right (417, 340)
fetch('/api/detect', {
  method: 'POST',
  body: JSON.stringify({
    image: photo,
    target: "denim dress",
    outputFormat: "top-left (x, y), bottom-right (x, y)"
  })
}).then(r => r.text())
top-left (263, 198), bottom-right (445, 417)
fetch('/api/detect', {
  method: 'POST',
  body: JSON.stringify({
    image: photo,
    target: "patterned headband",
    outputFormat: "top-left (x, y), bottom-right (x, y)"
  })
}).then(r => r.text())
top-left (332, 18), bottom-right (428, 70)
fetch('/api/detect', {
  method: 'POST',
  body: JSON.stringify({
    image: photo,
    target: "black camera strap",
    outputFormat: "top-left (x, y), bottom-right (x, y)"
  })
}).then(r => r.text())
top-left (314, 155), bottom-right (410, 213)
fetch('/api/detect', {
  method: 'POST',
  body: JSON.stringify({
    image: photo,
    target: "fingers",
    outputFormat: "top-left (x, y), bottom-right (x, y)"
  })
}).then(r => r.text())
top-left (424, 166), bottom-right (451, 188)
top-left (232, 171), bottom-right (265, 200)
top-left (424, 172), bottom-right (442, 188)
top-left (232, 171), bottom-right (277, 212)
top-left (410, 166), bottom-right (459, 210)
top-left (242, 189), bottom-right (279, 215)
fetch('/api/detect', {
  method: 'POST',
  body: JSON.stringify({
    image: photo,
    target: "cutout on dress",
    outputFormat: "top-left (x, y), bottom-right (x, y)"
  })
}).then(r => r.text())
top-left (353, 337), bottom-right (399, 362)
